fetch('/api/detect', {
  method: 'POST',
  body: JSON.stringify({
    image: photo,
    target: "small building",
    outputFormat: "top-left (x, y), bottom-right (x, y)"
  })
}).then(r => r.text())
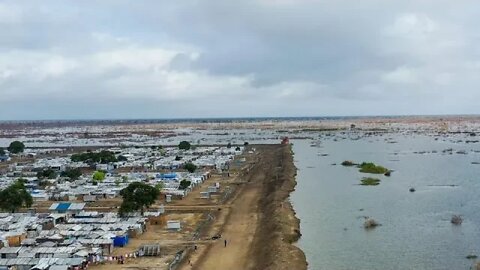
top-left (113, 234), bottom-right (129, 247)
top-left (207, 186), bottom-right (218, 193)
top-left (82, 195), bottom-right (96, 202)
top-left (200, 192), bottom-right (210, 199)
top-left (166, 221), bottom-right (181, 231)
top-left (48, 203), bottom-right (85, 216)
top-left (0, 247), bottom-right (22, 259)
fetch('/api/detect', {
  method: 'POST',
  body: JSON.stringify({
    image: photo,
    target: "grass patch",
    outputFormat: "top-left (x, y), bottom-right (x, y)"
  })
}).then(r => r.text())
top-left (358, 162), bottom-right (389, 174)
top-left (360, 177), bottom-right (381, 186)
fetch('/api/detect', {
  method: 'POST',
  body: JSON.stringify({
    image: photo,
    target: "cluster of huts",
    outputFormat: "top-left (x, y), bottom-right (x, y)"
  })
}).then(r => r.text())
top-left (0, 145), bottom-right (243, 200)
top-left (0, 202), bottom-right (157, 270)
top-left (0, 145), bottom-right (245, 269)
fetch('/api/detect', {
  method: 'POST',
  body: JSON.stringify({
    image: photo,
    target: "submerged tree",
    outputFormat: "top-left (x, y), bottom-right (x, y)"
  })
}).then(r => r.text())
top-left (0, 180), bottom-right (33, 213)
top-left (119, 182), bottom-right (159, 216)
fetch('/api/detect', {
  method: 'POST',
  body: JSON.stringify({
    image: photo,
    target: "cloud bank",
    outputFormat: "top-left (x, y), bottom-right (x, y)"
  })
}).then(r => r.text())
top-left (0, 0), bottom-right (479, 119)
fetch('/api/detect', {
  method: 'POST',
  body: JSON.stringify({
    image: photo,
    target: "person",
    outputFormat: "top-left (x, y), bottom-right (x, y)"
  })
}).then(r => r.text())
top-left (224, 239), bottom-right (227, 247)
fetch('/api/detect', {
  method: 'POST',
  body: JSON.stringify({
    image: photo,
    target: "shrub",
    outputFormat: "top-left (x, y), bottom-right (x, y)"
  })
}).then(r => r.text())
top-left (358, 162), bottom-right (389, 174)
top-left (341, 160), bottom-right (356, 166)
top-left (92, 171), bottom-right (106, 181)
top-left (360, 177), bottom-right (381, 186)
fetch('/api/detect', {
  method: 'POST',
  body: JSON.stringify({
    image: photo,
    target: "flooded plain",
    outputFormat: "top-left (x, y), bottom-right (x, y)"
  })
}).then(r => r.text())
top-left (292, 134), bottom-right (480, 270)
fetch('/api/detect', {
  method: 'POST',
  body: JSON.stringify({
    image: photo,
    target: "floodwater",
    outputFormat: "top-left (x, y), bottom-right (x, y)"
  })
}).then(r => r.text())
top-left (291, 134), bottom-right (480, 270)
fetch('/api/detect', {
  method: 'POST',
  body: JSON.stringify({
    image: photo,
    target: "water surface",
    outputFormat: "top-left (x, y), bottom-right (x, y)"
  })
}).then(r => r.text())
top-left (291, 135), bottom-right (480, 270)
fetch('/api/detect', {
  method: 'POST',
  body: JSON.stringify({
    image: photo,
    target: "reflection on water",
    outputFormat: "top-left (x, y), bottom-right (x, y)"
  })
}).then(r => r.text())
top-left (291, 135), bottom-right (480, 270)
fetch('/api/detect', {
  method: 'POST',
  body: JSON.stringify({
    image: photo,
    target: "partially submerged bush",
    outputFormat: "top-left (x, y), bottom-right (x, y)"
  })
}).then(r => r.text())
top-left (451, 215), bottom-right (463, 225)
top-left (360, 177), bottom-right (381, 186)
top-left (341, 160), bottom-right (357, 166)
top-left (364, 218), bottom-right (380, 229)
top-left (358, 162), bottom-right (389, 174)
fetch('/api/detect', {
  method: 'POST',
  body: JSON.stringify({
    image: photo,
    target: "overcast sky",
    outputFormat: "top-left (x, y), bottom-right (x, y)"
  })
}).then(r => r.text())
top-left (0, 0), bottom-right (479, 120)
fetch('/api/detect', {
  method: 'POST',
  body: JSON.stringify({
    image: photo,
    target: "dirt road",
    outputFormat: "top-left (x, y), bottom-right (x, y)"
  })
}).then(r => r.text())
top-left (181, 145), bottom-right (307, 270)
top-left (191, 168), bottom-right (264, 270)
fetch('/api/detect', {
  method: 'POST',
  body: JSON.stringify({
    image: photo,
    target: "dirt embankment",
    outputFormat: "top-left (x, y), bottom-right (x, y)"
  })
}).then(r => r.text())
top-left (249, 144), bottom-right (307, 270)
top-left (182, 144), bottom-right (307, 270)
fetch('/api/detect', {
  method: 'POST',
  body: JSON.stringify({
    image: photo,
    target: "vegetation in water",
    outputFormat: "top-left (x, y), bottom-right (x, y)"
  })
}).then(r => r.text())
top-left (358, 162), bottom-right (389, 174)
top-left (360, 177), bottom-right (381, 186)
top-left (364, 217), bottom-right (380, 229)
top-left (341, 160), bottom-right (357, 166)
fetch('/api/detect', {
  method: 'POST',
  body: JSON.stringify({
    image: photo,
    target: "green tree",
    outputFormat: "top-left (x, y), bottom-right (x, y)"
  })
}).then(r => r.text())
top-left (61, 168), bottom-right (82, 180)
top-left (178, 141), bottom-right (191, 150)
top-left (71, 150), bottom-right (117, 164)
top-left (0, 180), bottom-right (33, 213)
top-left (119, 182), bottom-right (159, 216)
top-left (179, 180), bottom-right (191, 190)
top-left (122, 176), bottom-right (129, 183)
top-left (0, 147), bottom-right (5, 156)
top-left (184, 162), bottom-right (197, 173)
top-left (155, 182), bottom-right (165, 191)
top-left (227, 142), bottom-right (232, 148)
top-left (117, 155), bottom-right (128, 162)
top-left (8, 141), bottom-right (25, 154)
top-left (36, 168), bottom-right (57, 179)
top-left (92, 171), bottom-right (106, 181)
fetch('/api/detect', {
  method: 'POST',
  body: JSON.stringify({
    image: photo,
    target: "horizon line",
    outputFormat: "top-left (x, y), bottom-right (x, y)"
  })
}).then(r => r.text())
top-left (0, 113), bottom-right (479, 123)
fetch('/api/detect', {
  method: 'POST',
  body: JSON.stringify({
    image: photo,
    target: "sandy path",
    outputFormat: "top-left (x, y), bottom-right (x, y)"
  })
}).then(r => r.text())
top-left (191, 178), bottom-right (262, 270)
top-left (181, 153), bottom-right (266, 270)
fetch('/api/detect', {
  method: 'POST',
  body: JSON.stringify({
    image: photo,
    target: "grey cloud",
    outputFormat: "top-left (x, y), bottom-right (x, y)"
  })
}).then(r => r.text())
top-left (0, 0), bottom-right (479, 120)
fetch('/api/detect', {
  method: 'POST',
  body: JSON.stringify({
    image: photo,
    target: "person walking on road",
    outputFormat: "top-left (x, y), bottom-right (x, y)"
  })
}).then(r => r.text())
top-left (224, 239), bottom-right (227, 247)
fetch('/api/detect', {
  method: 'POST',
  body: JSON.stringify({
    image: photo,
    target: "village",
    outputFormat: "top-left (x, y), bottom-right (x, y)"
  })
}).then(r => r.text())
top-left (0, 139), bottom-right (255, 270)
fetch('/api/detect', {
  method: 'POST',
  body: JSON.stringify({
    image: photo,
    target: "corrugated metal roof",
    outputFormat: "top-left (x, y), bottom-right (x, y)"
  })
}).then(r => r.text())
top-left (56, 203), bottom-right (71, 212)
